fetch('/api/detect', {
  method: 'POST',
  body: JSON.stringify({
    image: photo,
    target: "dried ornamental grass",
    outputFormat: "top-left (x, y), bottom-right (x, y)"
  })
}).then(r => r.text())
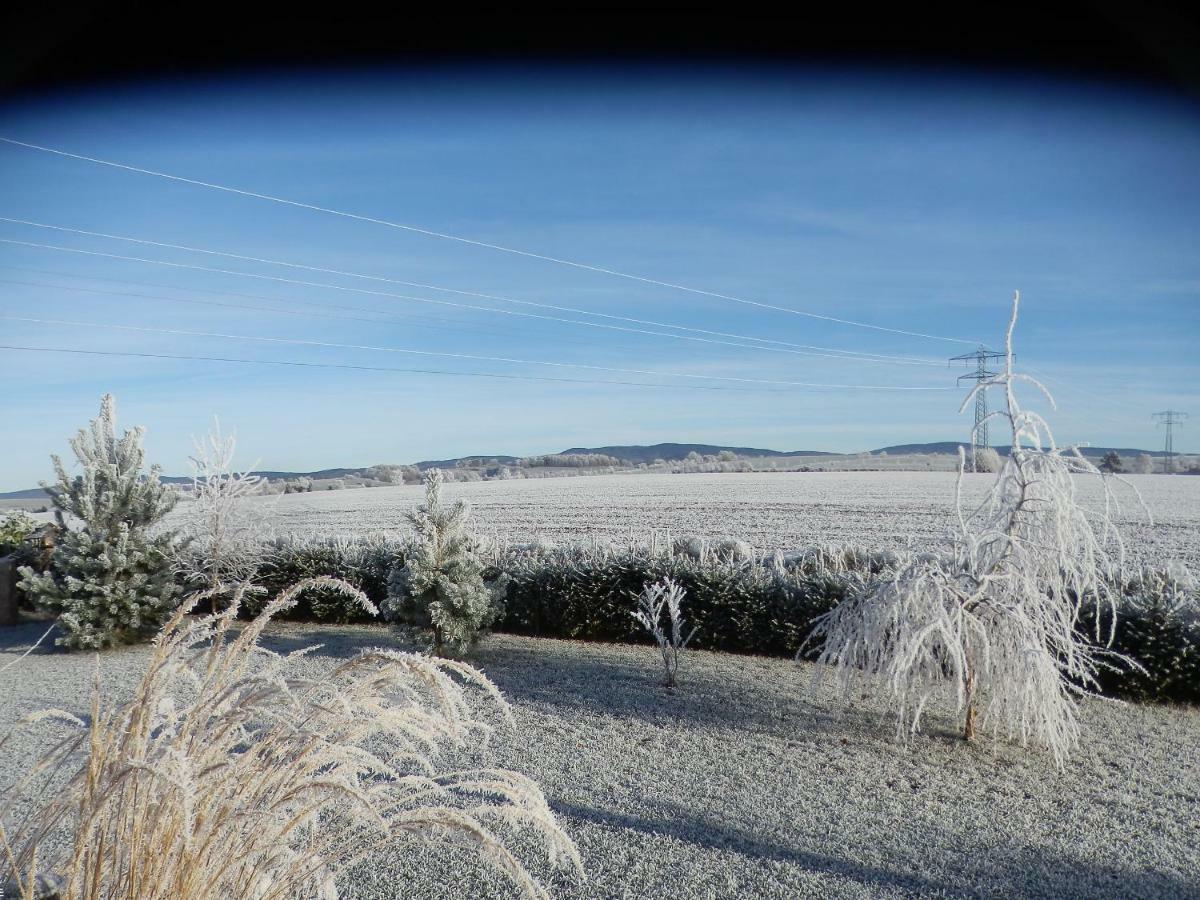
top-left (0, 577), bottom-right (581, 900)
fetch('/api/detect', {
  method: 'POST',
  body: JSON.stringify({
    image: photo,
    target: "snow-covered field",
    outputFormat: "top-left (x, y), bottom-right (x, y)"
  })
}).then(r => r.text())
top-left (180, 472), bottom-right (1200, 569)
top-left (2, 620), bottom-right (1196, 899)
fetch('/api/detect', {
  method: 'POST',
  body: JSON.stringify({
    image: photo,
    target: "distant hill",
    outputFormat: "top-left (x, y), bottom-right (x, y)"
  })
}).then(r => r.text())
top-left (0, 487), bottom-right (51, 500)
top-left (559, 443), bottom-right (833, 464)
top-left (872, 442), bottom-right (1169, 458)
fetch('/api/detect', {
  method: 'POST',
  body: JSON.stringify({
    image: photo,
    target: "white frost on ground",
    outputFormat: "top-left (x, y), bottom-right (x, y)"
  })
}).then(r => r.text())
top-left (2, 620), bottom-right (1197, 899)
top-left (163, 472), bottom-right (1200, 570)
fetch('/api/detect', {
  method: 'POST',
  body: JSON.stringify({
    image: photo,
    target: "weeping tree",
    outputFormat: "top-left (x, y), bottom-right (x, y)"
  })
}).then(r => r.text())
top-left (382, 468), bottom-right (507, 656)
top-left (19, 395), bottom-right (182, 650)
top-left (803, 292), bottom-right (1139, 766)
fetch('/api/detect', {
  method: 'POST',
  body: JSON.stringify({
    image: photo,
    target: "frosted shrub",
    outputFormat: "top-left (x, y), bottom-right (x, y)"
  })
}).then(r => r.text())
top-left (973, 447), bottom-right (1002, 473)
top-left (0, 578), bottom-right (581, 900)
top-left (672, 536), bottom-right (706, 561)
top-left (0, 511), bottom-right (37, 555)
top-left (178, 417), bottom-right (265, 601)
top-left (631, 576), bottom-right (697, 688)
top-left (18, 395), bottom-right (182, 650)
top-left (713, 537), bottom-right (755, 564)
top-left (383, 469), bottom-right (507, 656)
top-left (803, 293), bottom-right (1139, 766)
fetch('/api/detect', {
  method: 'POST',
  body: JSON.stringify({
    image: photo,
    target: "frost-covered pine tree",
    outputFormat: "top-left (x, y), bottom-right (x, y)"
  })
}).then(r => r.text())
top-left (19, 394), bottom-right (182, 650)
top-left (180, 417), bottom-right (264, 602)
top-left (383, 468), bottom-right (506, 656)
top-left (803, 292), bottom-right (1137, 766)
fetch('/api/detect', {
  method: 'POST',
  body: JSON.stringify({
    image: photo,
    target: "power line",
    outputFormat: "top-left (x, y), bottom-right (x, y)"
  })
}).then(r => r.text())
top-left (11, 269), bottom-right (1150, 436)
top-left (2, 266), bottom-right (934, 364)
top-left (0, 138), bottom-right (979, 344)
top-left (0, 274), bottom-right (655, 352)
top-left (0, 218), bottom-right (947, 367)
top-left (0, 344), bottom-right (935, 395)
top-left (0, 238), bottom-right (944, 367)
top-left (0, 315), bottom-right (955, 391)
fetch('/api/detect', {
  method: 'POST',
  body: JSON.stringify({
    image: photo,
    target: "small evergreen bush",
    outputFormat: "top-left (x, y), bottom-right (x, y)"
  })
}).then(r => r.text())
top-left (19, 395), bottom-right (182, 650)
top-left (1079, 566), bottom-right (1200, 704)
top-left (0, 511), bottom-right (37, 557)
top-left (382, 469), bottom-right (507, 655)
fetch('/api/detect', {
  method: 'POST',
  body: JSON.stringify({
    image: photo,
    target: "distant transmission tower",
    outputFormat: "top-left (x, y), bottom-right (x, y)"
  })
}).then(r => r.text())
top-left (1152, 410), bottom-right (1187, 473)
top-left (950, 346), bottom-right (1006, 471)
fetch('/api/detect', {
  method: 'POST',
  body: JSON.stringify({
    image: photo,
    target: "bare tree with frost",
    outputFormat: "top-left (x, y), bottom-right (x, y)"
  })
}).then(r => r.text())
top-left (803, 291), bottom-right (1140, 766)
top-left (631, 576), bottom-right (696, 689)
top-left (179, 417), bottom-right (265, 602)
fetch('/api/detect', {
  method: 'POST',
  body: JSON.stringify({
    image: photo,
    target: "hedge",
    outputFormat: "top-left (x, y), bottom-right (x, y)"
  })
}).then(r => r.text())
top-left (174, 536), bottom-right (1200, 704)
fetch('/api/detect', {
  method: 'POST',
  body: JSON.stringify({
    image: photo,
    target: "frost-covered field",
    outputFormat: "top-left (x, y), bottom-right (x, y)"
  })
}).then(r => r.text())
top-left (183, 472), bottom-right (1200, 569)
top-left (2, 621), bottom-right (1196, 899)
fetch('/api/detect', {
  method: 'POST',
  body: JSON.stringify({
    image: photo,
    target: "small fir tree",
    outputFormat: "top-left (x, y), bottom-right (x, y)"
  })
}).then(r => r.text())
top-left (19, 394), bottom-right (182, 650)
top-left (383, 468), bottom-right (506, 655)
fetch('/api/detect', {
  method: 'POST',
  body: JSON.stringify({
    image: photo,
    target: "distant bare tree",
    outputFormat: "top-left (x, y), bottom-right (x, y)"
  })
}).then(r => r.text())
top-left (974, 447), bottom-right (1002, 473)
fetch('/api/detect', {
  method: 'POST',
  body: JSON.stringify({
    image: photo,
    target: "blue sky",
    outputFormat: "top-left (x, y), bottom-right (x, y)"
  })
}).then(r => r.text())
top-left (1, 65), bottom-right (1197, 491)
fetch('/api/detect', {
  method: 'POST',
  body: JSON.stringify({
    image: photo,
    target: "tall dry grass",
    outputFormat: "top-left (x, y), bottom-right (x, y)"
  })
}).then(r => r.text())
top-left (1, 577), bottom-right (581, 899)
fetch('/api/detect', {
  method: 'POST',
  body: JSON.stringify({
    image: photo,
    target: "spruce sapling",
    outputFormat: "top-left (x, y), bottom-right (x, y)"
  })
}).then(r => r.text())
top-left (18, 394), bottom-right (182, 650)
top-left (383, 468), bottom-right (506, 656)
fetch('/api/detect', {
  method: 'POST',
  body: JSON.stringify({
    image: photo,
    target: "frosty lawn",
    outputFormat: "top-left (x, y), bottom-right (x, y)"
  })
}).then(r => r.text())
top-left (3, 620), bottom-right (1196, 899)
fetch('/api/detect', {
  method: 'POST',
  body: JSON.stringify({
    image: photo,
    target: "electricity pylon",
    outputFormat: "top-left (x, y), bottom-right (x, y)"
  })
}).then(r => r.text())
top-left (1152, 410), bottom-right (1187, 473)
top-left (951, 346), bottom-right (1006, 471)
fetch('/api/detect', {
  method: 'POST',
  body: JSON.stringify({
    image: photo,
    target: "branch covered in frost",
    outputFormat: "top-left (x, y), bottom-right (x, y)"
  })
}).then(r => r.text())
top-left (631, 576), bottom-right (696, 688)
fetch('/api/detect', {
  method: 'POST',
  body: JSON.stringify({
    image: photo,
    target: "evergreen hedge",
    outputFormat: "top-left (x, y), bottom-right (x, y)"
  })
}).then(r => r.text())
top-left (221, 536), bottom-right (1198, 704)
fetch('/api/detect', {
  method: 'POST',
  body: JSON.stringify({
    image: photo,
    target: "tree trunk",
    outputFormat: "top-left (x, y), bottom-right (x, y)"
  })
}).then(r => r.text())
top-left (963, 666), bottom-right (978, 741)
top-left (0, 553), bottom-right (20, 627)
